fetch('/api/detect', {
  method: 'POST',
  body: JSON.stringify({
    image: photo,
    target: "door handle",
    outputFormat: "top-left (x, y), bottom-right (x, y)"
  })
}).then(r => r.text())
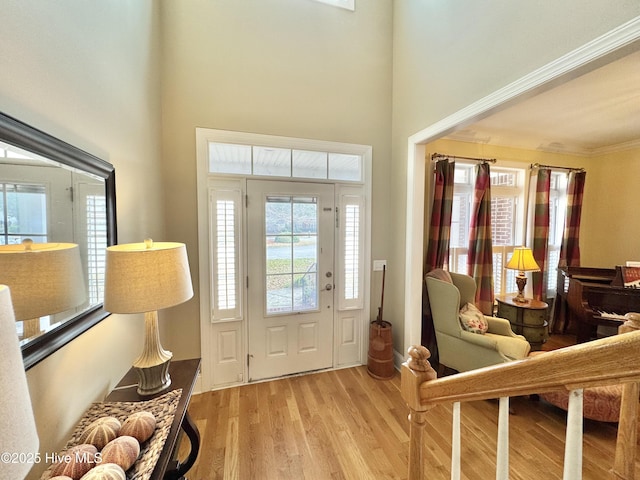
top-left (324, 283), bottom-right (333, 291)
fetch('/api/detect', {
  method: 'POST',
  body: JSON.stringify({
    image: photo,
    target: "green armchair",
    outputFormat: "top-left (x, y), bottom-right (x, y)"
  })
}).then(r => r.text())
top-left (426, 270), bottom-right (531, 373)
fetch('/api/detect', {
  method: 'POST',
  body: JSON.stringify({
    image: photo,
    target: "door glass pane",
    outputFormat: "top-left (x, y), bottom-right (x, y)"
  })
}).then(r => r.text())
top-left (292, 198), bottom-right (317, 234)
top-left (266, 235), bottom-right (292, 275)
top-left (265, 195), bottom-right (319, 315)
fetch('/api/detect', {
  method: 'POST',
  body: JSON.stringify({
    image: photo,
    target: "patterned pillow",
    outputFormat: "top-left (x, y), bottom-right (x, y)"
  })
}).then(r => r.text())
top-left (459, 302), bottom-right (488, 334)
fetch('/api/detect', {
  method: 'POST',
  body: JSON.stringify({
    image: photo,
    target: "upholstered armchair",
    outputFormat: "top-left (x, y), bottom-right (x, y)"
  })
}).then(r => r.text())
top-left (426, 270), bottom-right (531, 373)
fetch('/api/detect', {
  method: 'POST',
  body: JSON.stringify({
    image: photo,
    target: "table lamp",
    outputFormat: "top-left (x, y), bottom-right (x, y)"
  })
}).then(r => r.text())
top-left (505, 246), bottom-right (540, 304)
top-left (0, 240), bottom-right (86, 339)
top-left (0, 285), bottom-right (39, 479)
top-left (104, 239), bottom-right (193, 396)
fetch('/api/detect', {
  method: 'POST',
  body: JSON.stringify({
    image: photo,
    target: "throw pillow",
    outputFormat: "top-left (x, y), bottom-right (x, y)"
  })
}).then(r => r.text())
top-left (459, 302), bottom-right (488, 334)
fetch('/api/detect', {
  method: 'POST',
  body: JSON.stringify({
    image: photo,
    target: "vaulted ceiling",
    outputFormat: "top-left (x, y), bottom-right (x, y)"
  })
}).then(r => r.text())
top-left (445, 49), bottom-right (640, 156)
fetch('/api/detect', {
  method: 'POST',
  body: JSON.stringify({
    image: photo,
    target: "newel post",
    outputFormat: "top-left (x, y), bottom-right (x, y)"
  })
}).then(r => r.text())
top-left (401, 345), bottom-right (438, 480)
top-left (611, 313), bottom-right (640, 480)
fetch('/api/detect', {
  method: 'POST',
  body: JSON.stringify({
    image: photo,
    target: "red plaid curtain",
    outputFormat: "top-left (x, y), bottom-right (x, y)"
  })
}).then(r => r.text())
top-left (559, 170), bottom-right (586, 267)
top-left (531, 168), bottom-right (551, 300)
top-left (425, 159), bottom-right (456, 271)
top-left (423, 159), bottom-right (455, 366)
top-left (467, 163), bottom-right (494, 315)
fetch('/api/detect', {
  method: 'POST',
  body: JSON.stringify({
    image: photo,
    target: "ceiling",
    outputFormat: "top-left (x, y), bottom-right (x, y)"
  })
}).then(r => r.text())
top-left (445, 49), bottom-right (640, 156)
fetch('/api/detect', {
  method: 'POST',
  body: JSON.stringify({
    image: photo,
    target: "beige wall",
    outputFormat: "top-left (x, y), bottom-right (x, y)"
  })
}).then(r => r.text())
top-left (0, 2), bottom-right (164, 478)
top-left (587, 147), bottom-right (640, 266)
top-left (159, 0), bottom-right (394, 359)
top-left (391, 1), bottom-right (640, 353)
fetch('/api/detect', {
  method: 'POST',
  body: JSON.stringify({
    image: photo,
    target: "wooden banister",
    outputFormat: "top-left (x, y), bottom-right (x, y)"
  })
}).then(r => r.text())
top-left (402, 323), bottom-right (640, 480)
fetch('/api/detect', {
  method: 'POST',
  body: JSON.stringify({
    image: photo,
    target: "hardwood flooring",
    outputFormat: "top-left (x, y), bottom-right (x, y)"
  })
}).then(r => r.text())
top-left (182, 336), bottom-right (639, 479)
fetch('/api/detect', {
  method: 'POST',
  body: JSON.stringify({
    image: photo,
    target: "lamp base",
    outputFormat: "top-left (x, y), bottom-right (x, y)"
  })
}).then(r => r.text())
top-left (134, 358), bottom-right (172, 396)
top-left (512, 272), bottom-right (530, 304)
top-left (133, 310), bottom-right (173, 396)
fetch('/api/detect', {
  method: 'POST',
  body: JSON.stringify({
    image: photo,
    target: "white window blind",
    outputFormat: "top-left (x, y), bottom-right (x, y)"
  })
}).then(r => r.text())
top-left (211, 188), bottom-right (242, 322)
top-left (339, 192), bottom-right (364, 310)
top-left (85, 193), bottom-right (107, 305)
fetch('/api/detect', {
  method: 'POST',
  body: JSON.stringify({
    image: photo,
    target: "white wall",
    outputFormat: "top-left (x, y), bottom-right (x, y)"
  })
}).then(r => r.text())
top-left (0, 2), bottom-right (164, 478)
top-left (391, 1), bottom-right (640, 354)
top-left (159, 0), bottom-right (394, 360)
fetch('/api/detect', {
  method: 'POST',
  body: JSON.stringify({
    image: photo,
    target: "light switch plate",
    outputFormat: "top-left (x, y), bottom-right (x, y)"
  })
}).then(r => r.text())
top-left (373, 260), bottom-right (387, 271)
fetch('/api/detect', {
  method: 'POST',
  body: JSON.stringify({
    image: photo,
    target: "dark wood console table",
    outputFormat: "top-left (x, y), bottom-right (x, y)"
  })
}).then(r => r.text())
top-left (105, 358), bottom-right (201, 480)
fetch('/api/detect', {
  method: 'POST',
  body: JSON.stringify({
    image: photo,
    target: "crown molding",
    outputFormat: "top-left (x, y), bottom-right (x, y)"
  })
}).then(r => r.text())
top-left (410, 15), bottom-right (640, 146)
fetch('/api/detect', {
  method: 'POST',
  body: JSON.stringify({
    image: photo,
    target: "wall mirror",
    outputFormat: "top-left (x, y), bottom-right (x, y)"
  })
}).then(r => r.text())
top-left (0, 112), bottom-right (116, 369)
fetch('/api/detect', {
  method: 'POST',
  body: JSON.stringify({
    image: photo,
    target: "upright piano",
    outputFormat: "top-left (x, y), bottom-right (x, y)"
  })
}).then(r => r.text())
top-left (557, 265), bottom-right (640, 343)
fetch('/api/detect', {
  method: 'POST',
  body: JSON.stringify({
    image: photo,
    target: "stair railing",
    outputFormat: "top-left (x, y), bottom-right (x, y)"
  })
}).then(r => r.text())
top-left (402, 320), bottom-right (640, 480)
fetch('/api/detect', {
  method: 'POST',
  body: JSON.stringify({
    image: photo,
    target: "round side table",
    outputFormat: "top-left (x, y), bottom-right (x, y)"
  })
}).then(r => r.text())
top-left (495, 295), bottom-right (549, 350)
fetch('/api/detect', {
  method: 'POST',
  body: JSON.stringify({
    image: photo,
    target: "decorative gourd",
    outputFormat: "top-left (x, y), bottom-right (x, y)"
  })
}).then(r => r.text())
top-left (120, 411), bottom-right (156, 443)
top-left (100, 435), bottom-right (140, 471)
top-left (79, 463), bottom-right (126, 480)
top-left (50, 444), bottom-right (98, 480)
top-left (78, 416), bottom-right (121, 450)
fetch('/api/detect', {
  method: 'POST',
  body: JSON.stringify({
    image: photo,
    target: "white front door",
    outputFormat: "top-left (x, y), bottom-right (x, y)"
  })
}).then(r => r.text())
top-left (247, 180), bottom-right (335, 381)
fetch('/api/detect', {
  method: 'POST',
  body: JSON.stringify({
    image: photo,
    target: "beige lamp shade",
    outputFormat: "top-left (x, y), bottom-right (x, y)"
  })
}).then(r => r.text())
top-left (0, 241), bottom-right (86, 321)
top-left (506, 246), bottom-right (540, 272)
top-left (0, 285), bottom-right (39, 478)
top-left (104, 240), bottom-right (193, 314)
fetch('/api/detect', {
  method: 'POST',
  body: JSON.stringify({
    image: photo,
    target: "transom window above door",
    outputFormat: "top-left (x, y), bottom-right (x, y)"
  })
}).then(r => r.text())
top-left (208, 142), bottom-right (362, 182)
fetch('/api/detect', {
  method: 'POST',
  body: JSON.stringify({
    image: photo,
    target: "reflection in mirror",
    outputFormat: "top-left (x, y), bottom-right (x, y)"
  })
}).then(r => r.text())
top-left (0, 112), bottom-right (116, 369)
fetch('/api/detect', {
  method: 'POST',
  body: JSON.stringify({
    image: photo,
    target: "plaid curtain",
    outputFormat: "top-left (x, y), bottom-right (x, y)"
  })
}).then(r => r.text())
top-left (467, 163), bottom-right (494, 315)
top-left (559, 170), bottom-right (586, 267)
top-left (531, 168), bottom-right (551, 300)
top-left (422, 159), bottom-right (455, 366)
top-left (425, 159), bottom-right (456, 271)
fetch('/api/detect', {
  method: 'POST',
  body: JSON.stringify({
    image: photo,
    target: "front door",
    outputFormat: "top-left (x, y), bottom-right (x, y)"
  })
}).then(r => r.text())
top-left (247, 180), bottom-right (334, 381)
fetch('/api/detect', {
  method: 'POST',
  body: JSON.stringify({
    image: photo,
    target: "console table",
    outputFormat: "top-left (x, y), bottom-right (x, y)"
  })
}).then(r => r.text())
top-left (105, 358), bottom-right (201, 480)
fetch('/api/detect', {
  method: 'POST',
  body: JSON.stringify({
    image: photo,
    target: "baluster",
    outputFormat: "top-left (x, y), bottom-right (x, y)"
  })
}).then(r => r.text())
top-left (452, 402), bottom-right (460, 480)
top-left (563, 388), bottom-right (583, 480)
top-left (496, 397), bottom-right (509, 480)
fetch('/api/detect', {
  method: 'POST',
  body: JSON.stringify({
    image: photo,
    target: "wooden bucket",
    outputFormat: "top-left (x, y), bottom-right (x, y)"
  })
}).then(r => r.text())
top-left (367, 321), bottom-right (394, 380)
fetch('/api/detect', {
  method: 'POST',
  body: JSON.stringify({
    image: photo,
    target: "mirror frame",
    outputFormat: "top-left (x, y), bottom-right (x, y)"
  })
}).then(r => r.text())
top-left (0, 112), bottom-right (117, 370)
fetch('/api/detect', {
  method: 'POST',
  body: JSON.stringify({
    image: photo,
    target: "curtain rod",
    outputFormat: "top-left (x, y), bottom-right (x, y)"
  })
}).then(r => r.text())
top-left (531, 162), bottom-right (585, 172)
top-left (431, 152), bottom-right (496, 163)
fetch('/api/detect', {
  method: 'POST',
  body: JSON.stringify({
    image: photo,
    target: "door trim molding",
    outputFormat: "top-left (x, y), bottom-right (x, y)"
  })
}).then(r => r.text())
top-left (196, 129), bottom-right (372, 391)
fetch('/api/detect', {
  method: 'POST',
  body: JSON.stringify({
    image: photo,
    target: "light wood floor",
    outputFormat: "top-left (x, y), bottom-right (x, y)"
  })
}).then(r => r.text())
top-left (182, 337), bottom-right (639, 479)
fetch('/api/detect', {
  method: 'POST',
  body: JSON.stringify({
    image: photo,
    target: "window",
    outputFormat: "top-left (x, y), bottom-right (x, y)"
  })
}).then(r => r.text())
top-left (210, 186), bottom-right (243, 322)
top-left (448, 164), bottom-right (526, 296)
top-left (264, 195), bottom-right (319, 314)
top-left (0, 182), bottom-right (47, 245)
top-left (546, 172), bottom-right (569, 296)
top-left (339, 191), bottom-right (364, 309)
top-left (208, 142), bottom-right (363, 183)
